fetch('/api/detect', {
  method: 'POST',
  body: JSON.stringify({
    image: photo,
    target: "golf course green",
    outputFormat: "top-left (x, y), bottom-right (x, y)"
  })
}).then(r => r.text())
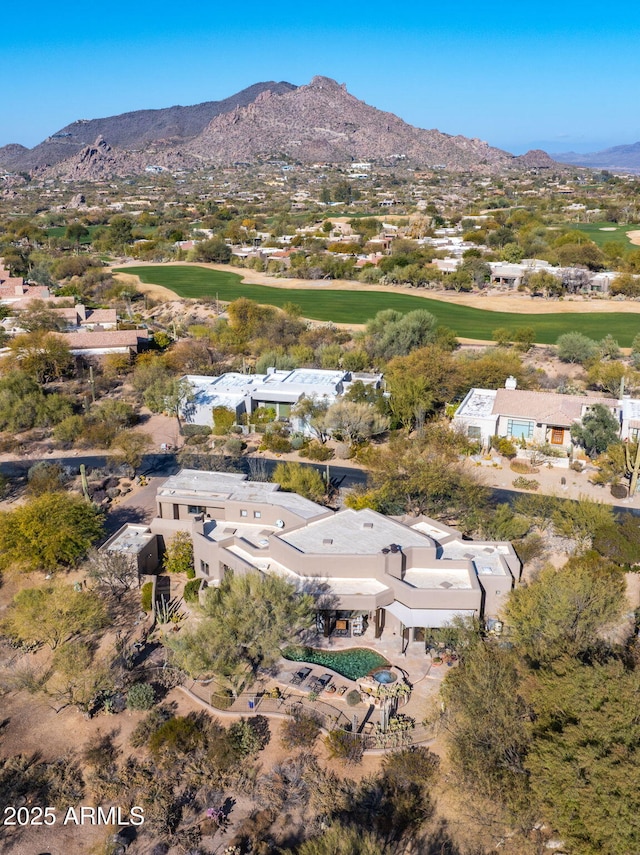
top-left (115, 265), bottom-right (640, 346)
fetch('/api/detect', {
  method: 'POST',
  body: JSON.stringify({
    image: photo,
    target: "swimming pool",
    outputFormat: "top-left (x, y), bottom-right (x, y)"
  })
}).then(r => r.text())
top-left (282, 645), bottom-right (389, 681)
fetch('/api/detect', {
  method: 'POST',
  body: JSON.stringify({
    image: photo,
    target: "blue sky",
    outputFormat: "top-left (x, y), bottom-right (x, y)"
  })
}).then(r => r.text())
top-left (3, 0), bottom-right (640, 154)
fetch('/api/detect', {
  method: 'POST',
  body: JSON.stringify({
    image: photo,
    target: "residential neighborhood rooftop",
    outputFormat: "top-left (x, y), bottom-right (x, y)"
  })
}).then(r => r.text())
top-left (278, 508), bottom-right (435, 554)
top-left (158, 469), bottom-right (327, 520)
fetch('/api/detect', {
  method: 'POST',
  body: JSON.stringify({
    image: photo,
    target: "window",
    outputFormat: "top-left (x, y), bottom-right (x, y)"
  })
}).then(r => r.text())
top-left (507, 419), bottom-right (534, 440)
top-left (200, 560), bottom-right (209, 575)
top-left (240, 509), bottom-right (248, 517)
top-left (253, 511), bottom-right (261, 519)
top-left (188, 505), bottom-right (206, 515)
top-left (467, 425), bottom-right (482, 440)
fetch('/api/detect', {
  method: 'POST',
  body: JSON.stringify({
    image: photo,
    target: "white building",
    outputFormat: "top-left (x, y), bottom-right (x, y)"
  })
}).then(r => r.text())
top-left (184, 368), bottom-right (383, 435)
top-left (452, 378), bottom-right (623, 462)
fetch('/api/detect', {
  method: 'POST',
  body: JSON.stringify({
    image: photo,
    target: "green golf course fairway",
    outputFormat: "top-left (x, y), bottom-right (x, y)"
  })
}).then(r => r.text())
top-left (116, 265), bottom-right (640, 346)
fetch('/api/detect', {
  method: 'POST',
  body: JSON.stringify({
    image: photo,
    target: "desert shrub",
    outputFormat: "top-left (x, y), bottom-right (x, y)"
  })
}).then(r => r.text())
top-left (147, 714), bottom-right (204, 757)
top-left (127, 682), bottom-right (156, 711)
top-left (512, 477), bottom-right (539, 491)
top-left (300, 441), bottom-right (334, 461)
top-left (290, 433), bottom-right (306, 451)
top-left (570, 461), bottom-right (584, 472)
top-left (514, 533), bottom-right (546, 565)
top-left (129, 706), bottom-right (174, 748)
top-left (493, 437), bottom-right (517, 459)
top-left (346, 690), bottom-right (362, 707)
top-left (184, 433), bottom-right (209, 447)
top-left (53, 414), bottom-right (86, 446)
top-left (183, 579), bottom-right (201, 603)
top-left (280, 712), bottom-right (321, 749)
top-left (181, 424), bottom-right (212, 437)
top-left (227, 716), bottom-right (270, 757)
top-left (141, 582), bottom-right (153, 613)
top-left (260, 433), bottom-right (292, 453)
top-left (510, 459), bottom-right (537, 474)
top-left (223, 436), bottom-right (245, 457)
top-left (26, 461), bottom-right (68, 495)
top-left (212, 406), bottom-right (236, 436)
top-left (325, 728), bottom-right (364, 764)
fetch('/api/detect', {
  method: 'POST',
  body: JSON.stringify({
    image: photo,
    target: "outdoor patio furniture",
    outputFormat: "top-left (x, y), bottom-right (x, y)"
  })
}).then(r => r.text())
top-left (337, 685), bottom-right (347, 696)
top-left (290, 666), bottom-right (312, 685)
top-left (352, 615), bottom-right (365, 636)
top-left (315, 673), bottom-right (333, 691)
top-left (333, 619), bottom-right (350, 637)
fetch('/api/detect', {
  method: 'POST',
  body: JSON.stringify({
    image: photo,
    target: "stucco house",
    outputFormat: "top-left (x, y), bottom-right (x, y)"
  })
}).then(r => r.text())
top-left (150, 469), bottom-right (521, 652)
top-left (184, 368), bottom-right (383, 435)
top-left (452, 377), bottom-right (620, 455)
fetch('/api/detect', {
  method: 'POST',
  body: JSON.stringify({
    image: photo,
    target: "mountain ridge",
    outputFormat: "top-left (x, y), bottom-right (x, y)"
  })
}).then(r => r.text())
top-left (1, 76), bottom-right (561, 178)
top-left (553, 141), bottom-right (640, 172)
top-left (1, 81), bottom-right (297, 171)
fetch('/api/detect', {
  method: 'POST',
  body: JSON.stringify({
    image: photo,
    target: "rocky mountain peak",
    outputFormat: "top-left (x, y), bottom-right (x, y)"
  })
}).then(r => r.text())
top-left (307, 76), bottom-right (347, 92)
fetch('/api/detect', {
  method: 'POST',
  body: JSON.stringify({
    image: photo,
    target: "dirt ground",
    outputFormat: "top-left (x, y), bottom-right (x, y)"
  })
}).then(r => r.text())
top-left (0, 672), bottom-right (385, 855)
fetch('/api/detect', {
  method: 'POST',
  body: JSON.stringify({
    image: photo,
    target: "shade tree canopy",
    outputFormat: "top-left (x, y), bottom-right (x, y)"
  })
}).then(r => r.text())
top-left (1, 583), bottom-right (108, 650)
top-left (503, 552), bottom-right (625, 664)
top-left (0, 492), bottom-right (104, 572)
top-left (365, 308), bottom-right (440, 361)
top-left (570, 403), bottom-right (621, 458)
top-left (166, 570), bottom-right (313, 685)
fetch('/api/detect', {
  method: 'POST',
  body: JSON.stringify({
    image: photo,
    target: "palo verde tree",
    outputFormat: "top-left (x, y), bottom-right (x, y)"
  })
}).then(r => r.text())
top-left (1, 584), bottom-right (108, 650)
top-left (272, 462), bottom-right (327, 503)
top-left (0, 492), bottom-right (104, 572)
top-left (166, 570), bottom-right (313, 686)
top-left (441, 640), bottom-right (530, 811)
top-left (162, 531), bottom-right (194, 577)
top-left (525, 656), bottom-right (640, 855)
top-left (503, 552), bottom-right (625, 665)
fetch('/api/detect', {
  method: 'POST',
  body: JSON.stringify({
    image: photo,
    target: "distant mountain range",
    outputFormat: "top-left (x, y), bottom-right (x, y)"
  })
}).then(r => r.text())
top-left (0, 77), bottom-right (561, 179)
top-left (553, 142), bottom-right (640, 172)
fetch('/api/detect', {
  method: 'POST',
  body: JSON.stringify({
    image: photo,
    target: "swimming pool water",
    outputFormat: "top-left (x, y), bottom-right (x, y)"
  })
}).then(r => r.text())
top-left (283, 645), bottom-right (389, 681)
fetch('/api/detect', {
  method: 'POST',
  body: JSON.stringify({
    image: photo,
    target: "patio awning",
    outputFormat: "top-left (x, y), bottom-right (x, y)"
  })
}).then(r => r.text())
top-left (385, 601), bottom-right (476, 628)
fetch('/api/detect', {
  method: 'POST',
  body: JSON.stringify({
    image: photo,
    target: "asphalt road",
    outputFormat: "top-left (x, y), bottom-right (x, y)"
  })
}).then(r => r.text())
top-left (2, 451), bottom-right (638, 519)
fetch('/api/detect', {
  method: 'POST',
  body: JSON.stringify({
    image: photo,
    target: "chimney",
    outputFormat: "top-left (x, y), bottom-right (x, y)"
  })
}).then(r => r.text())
top-left (505, 376), bottom-right (517, 390)
top-left (383, 544), bottom-right (405, 580)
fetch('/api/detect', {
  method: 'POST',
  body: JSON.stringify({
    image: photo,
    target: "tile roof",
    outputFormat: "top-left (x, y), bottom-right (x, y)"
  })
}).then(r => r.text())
top-left (57, 329), bottom-right (150, 351)
top-left (493, 389), bottom-right (617, 428)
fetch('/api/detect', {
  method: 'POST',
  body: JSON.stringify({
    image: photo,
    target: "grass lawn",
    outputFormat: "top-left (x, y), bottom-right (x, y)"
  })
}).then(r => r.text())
top-left (116, 265), bottom-right (640, 346)
top-left (46, 225), bottom-right (99, 244)
top-left (550, 222), bottom-right (640, 249)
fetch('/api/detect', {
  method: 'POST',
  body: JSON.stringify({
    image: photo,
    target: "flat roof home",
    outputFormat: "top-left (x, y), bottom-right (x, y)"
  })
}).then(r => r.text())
top-left (150, 469), bottom-right (521, 653)
top-left (183, 368), bottom-right (383, 433)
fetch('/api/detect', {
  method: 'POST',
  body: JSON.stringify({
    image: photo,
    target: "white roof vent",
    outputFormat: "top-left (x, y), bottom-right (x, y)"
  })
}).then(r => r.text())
top-left (505, 376), bottom-right (517, 390)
